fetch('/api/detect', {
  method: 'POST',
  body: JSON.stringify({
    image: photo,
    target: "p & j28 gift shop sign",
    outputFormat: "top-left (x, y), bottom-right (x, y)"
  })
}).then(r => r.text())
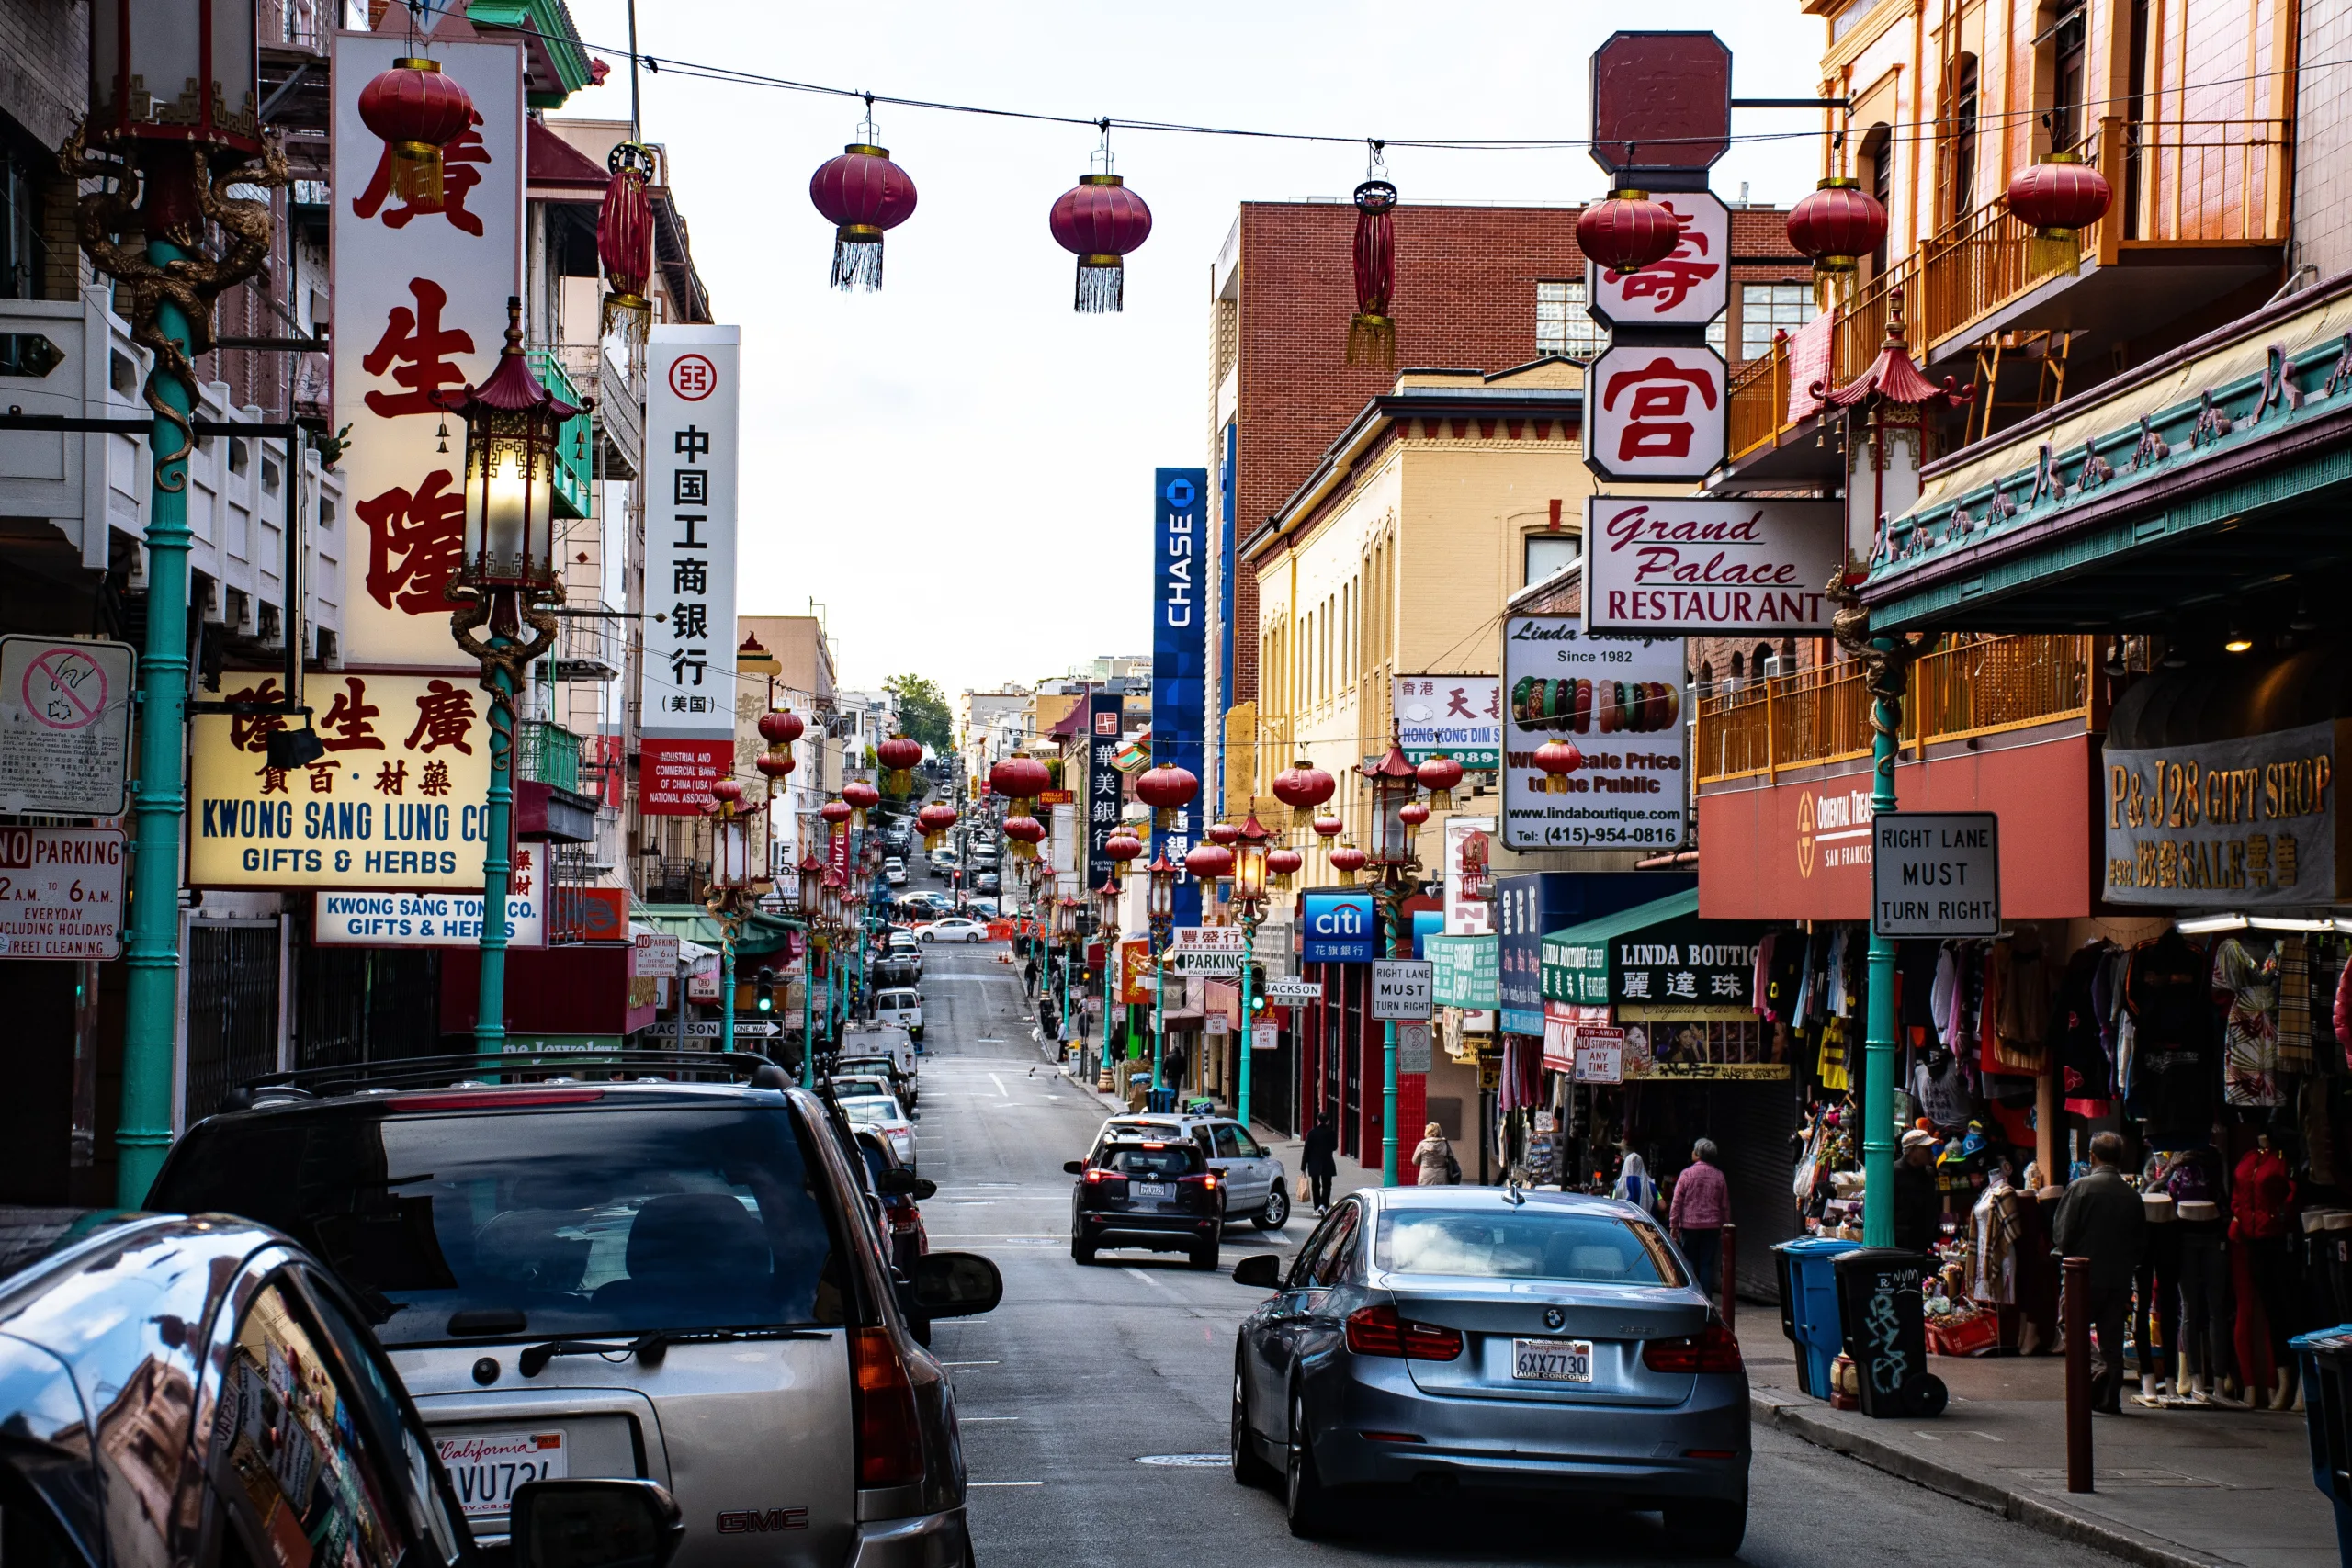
top-left (192, 673), bottom-right (495, 890)
top-left (2103, 721), bottom-right (2340, 906)
top-left (1583, 498), bottom-right (1841, 636)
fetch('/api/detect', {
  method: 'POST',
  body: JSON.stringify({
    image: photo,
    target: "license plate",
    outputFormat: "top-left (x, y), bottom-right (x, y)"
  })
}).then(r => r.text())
top-left (1132, 1182), bottom-right (1172, 1201)
top-left (1512, 1338), bottom-right (1594, 1382)
top-left (436, 1429), bottom-right (567, 1517)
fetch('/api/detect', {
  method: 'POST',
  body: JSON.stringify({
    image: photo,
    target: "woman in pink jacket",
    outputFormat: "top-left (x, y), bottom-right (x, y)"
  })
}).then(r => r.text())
top-left (1669, 1139), bottom-right (1731, 1298)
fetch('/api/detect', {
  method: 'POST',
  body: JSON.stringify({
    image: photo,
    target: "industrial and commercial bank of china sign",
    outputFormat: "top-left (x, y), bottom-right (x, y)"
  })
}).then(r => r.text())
top-left (640, 329), bottom-right (741, 814)
top-left (1584, 499), bottom-right (1842, 635)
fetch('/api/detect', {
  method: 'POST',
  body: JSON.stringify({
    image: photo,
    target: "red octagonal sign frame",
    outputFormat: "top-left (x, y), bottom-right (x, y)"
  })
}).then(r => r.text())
top-left (1589, 31), bottom-right (1732, 175)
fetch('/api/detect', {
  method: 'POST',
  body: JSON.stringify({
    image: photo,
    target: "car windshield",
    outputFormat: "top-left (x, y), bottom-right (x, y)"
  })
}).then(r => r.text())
top-left (878, 990), bottom-right (919, 1009)
top-left (837, 1059), bottom-right (896, 1077)
top-left (1375, 1207), bottom-right (1685, 1286)
top-left (151, 1105), bottom-right (853, 1345)
top-left (839, 1095), bottom-right (903, 1122)
top-left (1100, 1144), bottom-right (1202, 1179)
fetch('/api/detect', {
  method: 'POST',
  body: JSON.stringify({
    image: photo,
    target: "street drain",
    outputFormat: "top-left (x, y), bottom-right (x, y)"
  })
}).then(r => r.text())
top-left (1134, 1453), bottom-right (1227, 1468)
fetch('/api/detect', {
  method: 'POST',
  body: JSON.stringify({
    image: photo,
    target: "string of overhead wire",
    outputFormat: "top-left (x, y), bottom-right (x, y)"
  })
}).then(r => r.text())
top-left (491, 23), bottom-right (2339, 162)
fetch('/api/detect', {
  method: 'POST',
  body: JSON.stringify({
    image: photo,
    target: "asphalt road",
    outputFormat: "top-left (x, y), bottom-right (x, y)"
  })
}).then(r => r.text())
top-left (904, 924), bottom-right (2120, 1565)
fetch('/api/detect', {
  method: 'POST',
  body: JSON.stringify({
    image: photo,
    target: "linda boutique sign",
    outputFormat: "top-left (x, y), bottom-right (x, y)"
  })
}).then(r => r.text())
top-left (2104, 719), bottom-right (2340, 906)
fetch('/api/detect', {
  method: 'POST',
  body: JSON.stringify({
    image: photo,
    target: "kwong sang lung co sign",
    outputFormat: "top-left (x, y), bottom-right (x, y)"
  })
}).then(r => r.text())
top-left (1583, 498), bottom-right (1841, 636)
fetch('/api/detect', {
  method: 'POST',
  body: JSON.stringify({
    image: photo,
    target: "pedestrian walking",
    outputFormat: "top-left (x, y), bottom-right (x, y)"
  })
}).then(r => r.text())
top-left (1893, 1128), bottom-right (1942, 1253)
top-left (1612, 1152), bottom-right (1661, 1216)
top-left (2053, 1129), bottom-right (2148, 1414)
top-left (1413, 1122), bottom-right (1458, 1186)
top-left (1669, 1139), bottom-right (1730, 1297)
top-left (1302, 1114), bottom-right (1338, 1212)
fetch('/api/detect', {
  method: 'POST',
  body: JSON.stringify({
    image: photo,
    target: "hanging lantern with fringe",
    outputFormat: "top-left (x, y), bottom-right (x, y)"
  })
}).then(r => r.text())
top-left (1002, 812), bottom-right (1046, 860)
top-left (1184, 841), bottom-right (1235, 883)
top-left (1266, 844), bottom-right (1304, 891)
top-left (841, 778), bottom-right (881, 827)
top-left (808, 104), bottom-right (917, 292)
top-left (756, 752), bottom-right (795, 782)
top-left (1534, 739), bottom-right (1586, 794)
top-left (1272, 757), bottom-right (1337, 829)
top-left (357, 57), bottom-right (474, 209)
top-left (1787, 175), bottom-right (1888, 276)
top-left (1576, 189), bottom-right (1680, 275)
top-left (1329, 840), bottom-right (1367, 887)
top-left (709, 779), bottom-right (745, 816)
top-left (877, 734), bottom-right (924, 795)
top-left (2007, 153), bottom-right (2111, 278)
top-left (757, 708), bottom-right (805, 748)
top-left (1347, 170), bottom-right (1398, 370)
top-left (1136, 762), bottom-right (1199, 832)
top-left (917, 801), bottom-right (958, 852)
top-left (1416, 753), bottom-right (1464, 811)
top-left (1103, 828), bottom-right (1145, 867)
top-left (1205, 820), bottom-right (1240, 848)
top-left (1049, 124), bottom-right (1151, 314)
top-left (598, 141), bottom-right (656, 342)
top-left (1312, 811), bottom-right (1344, 840)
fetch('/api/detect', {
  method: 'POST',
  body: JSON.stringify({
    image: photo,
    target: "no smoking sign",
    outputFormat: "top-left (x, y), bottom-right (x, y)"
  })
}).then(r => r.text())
top-left (0, 637), bottom-right (135, 817)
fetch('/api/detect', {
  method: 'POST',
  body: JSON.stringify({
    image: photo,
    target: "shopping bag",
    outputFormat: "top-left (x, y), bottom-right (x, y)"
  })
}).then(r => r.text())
top-left (1295, 1175), bottom-right (1312, 1203)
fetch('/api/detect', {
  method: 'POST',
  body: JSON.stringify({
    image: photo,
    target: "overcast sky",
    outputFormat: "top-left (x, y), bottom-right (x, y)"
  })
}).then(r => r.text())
top-left (550, 2), bottom-right (1825, 696)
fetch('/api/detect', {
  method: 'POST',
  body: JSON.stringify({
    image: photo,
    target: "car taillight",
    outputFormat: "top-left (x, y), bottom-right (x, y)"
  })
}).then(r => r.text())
top-left (1642, 1322), bottom-right (1744, 1374)
top-left (849, 1327), bottom-right (923, 1486)
top-left (1180, 1172), bottom-right (1218, 1191)
top-left (1083, 1168), bottom-right (1117, 1184)
top-left (1343, 1305), bottom-right (1463, 1361)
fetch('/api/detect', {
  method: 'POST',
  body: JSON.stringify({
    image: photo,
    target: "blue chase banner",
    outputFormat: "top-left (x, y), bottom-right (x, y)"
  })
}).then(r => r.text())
top-left (1153, 468), bottom-right (1209, 927)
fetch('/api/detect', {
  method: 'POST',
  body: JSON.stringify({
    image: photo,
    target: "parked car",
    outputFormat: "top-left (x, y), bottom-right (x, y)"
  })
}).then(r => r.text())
top-left (1092, 1112), bottom-right (1290, 1229)
top-left (854, 1127), bottom-right (934, 1276)
top-left (875, 986), bottom-right (924, 1041)
top-left (976, 872), bottom-right (1001, 895)
top-left (884, 858), bottom-right (908, 886)
top-left (928, 849), bottom-right (961, 874)
top-left (873, 955), bottom-right (923, 991)
top-left (839, 1023), bottom-right (917, 1081)
top-left (1227, 1187), bottom-right (1747, 1549)
top-left (917, 918), bottom-right (989, 943)
top-left (839, 1088), bottom-right (918, 1170)
top-left (962, 897), bottom-right (1000, 919)
top-left (838, 1050), bottom-right (918, 1110)
top-left (146, 1049), bottom-right (1001, 1566)
top-left (1066, 1138), bottom-right (1224, 1269)
top-left (0, 1207), bottom-right (695, 1568)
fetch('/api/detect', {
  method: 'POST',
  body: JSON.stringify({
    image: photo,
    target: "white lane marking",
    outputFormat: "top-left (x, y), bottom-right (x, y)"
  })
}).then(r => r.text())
top-left (989, 1074), bottom-right (1008, 1097)
top-left (967, 1481), bottom-right (1045, 1488)
top-left (1122, 1267), bottom-right (1175, 1294)
top-left (939, 1359), bottom-right (1001, 1367)
top-left (959, 1416), bottom-right (1022, 1422)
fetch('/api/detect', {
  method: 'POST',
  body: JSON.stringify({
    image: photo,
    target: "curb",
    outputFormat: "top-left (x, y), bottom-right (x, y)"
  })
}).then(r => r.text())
top-left (1749, 1392), bottom-right (2229, 1568)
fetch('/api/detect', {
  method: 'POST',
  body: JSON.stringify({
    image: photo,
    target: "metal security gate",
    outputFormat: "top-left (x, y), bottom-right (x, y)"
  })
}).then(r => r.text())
top-left (183, 920), bottom-right (282, 1122)
top-left (296, 941), bottom-right (441, 1068)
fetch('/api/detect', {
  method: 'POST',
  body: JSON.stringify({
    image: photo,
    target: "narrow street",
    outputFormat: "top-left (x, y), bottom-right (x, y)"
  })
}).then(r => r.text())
top-left (908, 935), bottom-right (2121, 1567)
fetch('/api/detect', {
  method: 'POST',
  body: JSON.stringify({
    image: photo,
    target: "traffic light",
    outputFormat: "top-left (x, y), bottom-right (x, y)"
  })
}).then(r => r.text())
top-left (755, 968), bottom-right (775, 1013)
top-left (1249, 964), bottom-right (1268, 1011)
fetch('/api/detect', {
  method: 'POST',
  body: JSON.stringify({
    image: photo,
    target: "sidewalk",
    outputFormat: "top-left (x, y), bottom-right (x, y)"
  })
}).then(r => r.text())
top-left (1735, 1314), bottom-right (2334, 1568)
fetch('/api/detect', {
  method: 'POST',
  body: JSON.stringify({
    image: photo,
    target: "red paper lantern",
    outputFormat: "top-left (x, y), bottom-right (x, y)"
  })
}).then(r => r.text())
top-left (1416, 754), bottom-right (1464, 810)
top-left (1265, 844), bottom-right (1304, 889)
top-left (1399, 800), bottom-right (1430, 829)
top-left (1136, 763), bottom-right (1199, 830)
top-left (357, 57), bottom-right (475, 209)
top-left (1103, 829), bottom-right (1145, 864)
top-left (820, 798), bottom-right (854, 828)
top-left (809, 142), bottom-right (917, 291)
top-left (1049, 174), bottom-right (1152, 313)
top-left (709, 778), bottom-right (745, 810)
top-left (2007, 154), bottom-right (2112, 254)
top-left (597, 142), bottom-right (656, 340)
top-left (990, 753), bottom-right (1051, 803)
top-left (1312, 811), bottom-right (1344, 840)
top-left (1205, 820), bottom-right (1239, 848)
top-left (1184, 841), bottom-right (1235, 881)
top-left (917, 801), bottom-right (957, 851)
top-left (756, 753), bottom-right (795, 780)
top-left (1348, 177), bottom-right (1398, 370)
top-left (842, 779), bottom-right (880, 810)
top-left (1002, 813), bottom-right (1047, 860)
top-left (1576, 189), bottom-right (1680, 275)
top-left (1271, 758), bottom-right (1338, 827)
top-left (1534, 739), bottom-right (1586, 795)
top-left (1787, 176), bottom-right (1889, 275)
top-left (877, 734), bottom-right (923, 795)
top-left (757, 708), bottom-right (805, 747)
top-left (1328, 841), bottom-right (1368, 885)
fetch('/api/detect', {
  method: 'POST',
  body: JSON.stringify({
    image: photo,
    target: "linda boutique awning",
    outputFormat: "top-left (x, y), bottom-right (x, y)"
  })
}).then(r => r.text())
top-left (1540, 890), bottom-right (1779, 1082)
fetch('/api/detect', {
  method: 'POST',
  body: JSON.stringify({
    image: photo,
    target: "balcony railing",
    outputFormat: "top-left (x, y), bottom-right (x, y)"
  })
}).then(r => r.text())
top-left (1694, 634), bottom-right (2094, 784)
top-left (526, 348), bottom-right (594, 520)
top-left (516, 717), bottom-right (584, 794)
top-left (1725, 117), bottom-right (2287, 464)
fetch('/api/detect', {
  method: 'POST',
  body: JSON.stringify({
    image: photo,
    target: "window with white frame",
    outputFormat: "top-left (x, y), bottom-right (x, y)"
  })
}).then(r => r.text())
top-left (1535, 281), bottom-right (1606, 360)
top-left (1740, 282), bottom-right (1815, 360)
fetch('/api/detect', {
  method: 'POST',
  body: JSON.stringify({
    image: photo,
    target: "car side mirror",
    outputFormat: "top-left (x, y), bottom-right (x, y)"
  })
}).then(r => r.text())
top-left (1064, 1159), bottom-right (1085, 1175)
top-left (912, 1250), bottom-right (1003, 1317)
top-left (1232, 1253), bottom-right (1283, 1290)
top-left (509, 1479), bottom-right (684, 1568)
top-left (913, 1178), bottom-right (938, 1201)
top-left (877, 1168), bottom-right (919, 1197)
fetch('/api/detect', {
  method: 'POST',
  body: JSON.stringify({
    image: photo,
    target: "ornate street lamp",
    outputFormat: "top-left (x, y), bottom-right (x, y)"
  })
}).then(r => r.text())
top-left (440, 298), bottom-right (584, 1054)
top-left (1358, 733), bottom-right (1426, 1184)
top-left (71, 0), bottom-right (291, 1203)
top-left (1229, 812), bottom-right (1276, 1126)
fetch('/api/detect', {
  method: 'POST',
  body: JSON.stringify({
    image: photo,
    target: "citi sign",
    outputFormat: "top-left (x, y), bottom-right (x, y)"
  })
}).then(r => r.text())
top-left (1302, 892), bottom-right (1376, 963)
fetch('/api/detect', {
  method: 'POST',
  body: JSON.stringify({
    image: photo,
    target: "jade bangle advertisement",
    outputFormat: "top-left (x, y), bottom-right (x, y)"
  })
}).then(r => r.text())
top-left (1500, 615), bottom-right (1688, 851)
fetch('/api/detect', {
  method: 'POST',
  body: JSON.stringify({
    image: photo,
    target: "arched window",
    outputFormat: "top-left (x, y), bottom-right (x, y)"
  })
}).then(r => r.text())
top-left (1949, 53), bottom-right (1980, 226)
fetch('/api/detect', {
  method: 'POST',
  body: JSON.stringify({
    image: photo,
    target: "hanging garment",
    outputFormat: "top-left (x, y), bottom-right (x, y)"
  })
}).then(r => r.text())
top-left (2278, 936), bottom-right (2313, 1075)
top-left (1817, 1018), bottom-right (1850, 1091)
top-left (1898, 941), bottom-right (1942, 1038)
top-left (2126, 930), bottom-right (2220, 1140)
top-left (1790, 931), bottom-right (1816, 1029)
top-left (1993, 931), bottom-right (2050, 1069)
top-left (1930, 946), bottom-right (1959, 1047)
top-left (1826, 927), bottom-right (1853, 1018)
top-left (1753, 933), bottom-right (1776, 1021)
top-left (1970, 1178), bottom-right (2020, 1304)
top-left (2054, 940), bottom-right (2113, 1109)
top-left (1913, 1051), bottom-right (1971, 1131)
top-left (2212, 937), bottom-right (2283, 1109)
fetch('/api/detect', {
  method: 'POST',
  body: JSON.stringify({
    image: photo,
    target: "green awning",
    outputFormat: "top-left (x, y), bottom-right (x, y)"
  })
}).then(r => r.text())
top-left (634, 904), bottom-right (803, 960)
top-left (1540, 888), bottom-right (1701, 1008)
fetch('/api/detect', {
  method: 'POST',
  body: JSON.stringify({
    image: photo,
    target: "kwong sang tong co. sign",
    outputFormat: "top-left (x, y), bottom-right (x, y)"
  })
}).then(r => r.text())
top-left (1583, 498), bottom-right (1841, 635)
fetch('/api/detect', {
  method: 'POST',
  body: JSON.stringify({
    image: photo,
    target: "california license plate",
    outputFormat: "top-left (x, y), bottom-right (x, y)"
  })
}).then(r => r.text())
top-left (437, 1429), bottom-right (567, 1517)
top-left (1132, 1182), bottom-right (1173, 1201)
top-left (1512, 1338), bottom-right (1594, 1382)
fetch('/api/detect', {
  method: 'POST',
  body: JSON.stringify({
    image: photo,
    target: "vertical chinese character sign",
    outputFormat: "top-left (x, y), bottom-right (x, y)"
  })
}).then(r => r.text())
top-left (1086, 690), bottom-right (1124, 890)
top-left (640, 327), bottom-right (740, 813)
top-left (332, 34), bottom-right (524, 668)
top-left (1152, 468), bottom-right (1208, 928)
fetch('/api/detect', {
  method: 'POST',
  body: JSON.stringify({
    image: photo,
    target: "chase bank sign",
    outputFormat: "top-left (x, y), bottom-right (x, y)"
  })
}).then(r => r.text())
top-left (1301, 890), bottom-right (1377, 964)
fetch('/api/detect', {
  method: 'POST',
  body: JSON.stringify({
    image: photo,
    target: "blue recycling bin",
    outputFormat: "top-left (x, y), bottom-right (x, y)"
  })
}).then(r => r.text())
top-left (1145, 1086), bottom-right (1178, 1113)
top-left (2290, 1326), bottom-right (2352, 1567)
top-left (1773, 1236), bottom-right (1864, 1400)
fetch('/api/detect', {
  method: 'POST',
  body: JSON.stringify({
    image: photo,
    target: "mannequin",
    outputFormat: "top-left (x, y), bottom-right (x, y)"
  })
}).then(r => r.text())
top-left (2233, 1131), bottom-right (2299, 1409)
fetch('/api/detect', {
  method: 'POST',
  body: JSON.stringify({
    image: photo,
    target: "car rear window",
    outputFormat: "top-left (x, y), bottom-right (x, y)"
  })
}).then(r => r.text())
top-left (152, 1105), bottom-right (854, 1345)
top-left (877, 990), bottom-right (920, 1009)
top-left (1375, 1208), bottom-right (1686, 1286)
top-left (1100, 1144), bottom-right (1203, 1178)
top-left (838, 1095), bottom-right (902, 1122)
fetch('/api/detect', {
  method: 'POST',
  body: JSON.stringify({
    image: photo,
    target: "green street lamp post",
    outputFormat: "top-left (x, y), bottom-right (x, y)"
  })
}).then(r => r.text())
top-left (1230, 812), bottom-right (1273, 1127)
top-left (1361, 737), bottom-right (1424, 1187)
top-left (1147, 851), bottom-right (1176, 1092)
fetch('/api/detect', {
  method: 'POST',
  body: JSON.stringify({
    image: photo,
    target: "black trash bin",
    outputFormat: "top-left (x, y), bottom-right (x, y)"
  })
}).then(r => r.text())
top-left (1832, 1248), bottom-right (1948, 1419)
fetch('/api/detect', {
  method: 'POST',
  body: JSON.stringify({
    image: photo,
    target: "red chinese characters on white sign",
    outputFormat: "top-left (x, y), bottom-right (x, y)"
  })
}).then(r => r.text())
top-left (1583, 344), bottom-right (1726, 480)
top-left (1584, 192), bottom-right (1729, 329)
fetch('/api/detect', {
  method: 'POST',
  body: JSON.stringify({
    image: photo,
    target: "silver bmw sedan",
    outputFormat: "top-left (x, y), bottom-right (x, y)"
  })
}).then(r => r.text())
top-left (1228, 1185), bottom-right (1749, 1553)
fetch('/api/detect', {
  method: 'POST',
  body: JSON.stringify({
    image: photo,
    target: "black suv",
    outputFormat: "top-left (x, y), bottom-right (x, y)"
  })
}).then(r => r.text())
top-left (1065, 1139), bottom-right (1223, 1269)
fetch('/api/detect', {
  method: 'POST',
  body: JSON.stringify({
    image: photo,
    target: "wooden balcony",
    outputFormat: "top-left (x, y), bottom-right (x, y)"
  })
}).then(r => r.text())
top-left (1720, 118), bottom-right (2287, 471)
top-left (1694, 634), bottom-right (2094, 785)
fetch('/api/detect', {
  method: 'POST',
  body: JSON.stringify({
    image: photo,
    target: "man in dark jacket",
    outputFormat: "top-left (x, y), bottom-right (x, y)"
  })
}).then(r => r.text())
top-left (1302, 1114), bottom-right (1340, 1213)
top-left (2054, 1130), bottom-right (2148, 1413)
top-left (1892, 1129), bottom-right (1943, 1253)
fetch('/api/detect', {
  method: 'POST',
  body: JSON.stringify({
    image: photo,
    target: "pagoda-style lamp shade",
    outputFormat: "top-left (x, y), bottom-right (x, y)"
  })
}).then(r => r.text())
top-left (89, 0), bottom-right (264, 159)
top-left (794, 851), bottom-right (825, 917)
top-left (1359, 740), bottom-right (1421, 867)
top-left (445, 298), bottom-right (579, 592)
top-left (714, 814), bottom-right (753, 887)
top-left (1146, 851), bottom-right (1176, 923)
top-left (1232, 812), bottom-right (1273, 906)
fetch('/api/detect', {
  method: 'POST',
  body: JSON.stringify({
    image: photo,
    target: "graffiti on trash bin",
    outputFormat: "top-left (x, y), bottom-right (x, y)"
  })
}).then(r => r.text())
top-left (1861, 1265), bottom-right (1920, 1396)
